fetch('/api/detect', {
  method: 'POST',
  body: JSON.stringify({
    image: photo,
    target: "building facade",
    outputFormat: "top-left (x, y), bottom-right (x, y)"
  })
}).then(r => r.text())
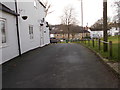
top-left (108, 27), bottom-right (120, 36)
top-left (51, 31), bottom-right (90, 40)
top-left (88, 29), bottom-right (103, 38)
top-left (50, 25), bottom-right (90, 40)
top-left (0, 0), bottom-right (50, 64)
top-left (89, 27), bottom-right (120, 39)
top-left (0, 3), bottom-right (19, 64)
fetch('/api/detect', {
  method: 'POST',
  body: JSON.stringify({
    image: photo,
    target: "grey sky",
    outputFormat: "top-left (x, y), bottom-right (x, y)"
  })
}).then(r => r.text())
top-left (42, 0), bottom-right (116, 26)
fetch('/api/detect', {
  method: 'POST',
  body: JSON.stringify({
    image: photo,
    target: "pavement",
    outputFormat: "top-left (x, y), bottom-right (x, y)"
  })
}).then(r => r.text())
top-left (2, 43), bottom-right (119, 88)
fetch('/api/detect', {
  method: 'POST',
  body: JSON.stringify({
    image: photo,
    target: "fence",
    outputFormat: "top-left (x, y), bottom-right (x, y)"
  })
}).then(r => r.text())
top-left (79, 39), bottom-right (113, 59)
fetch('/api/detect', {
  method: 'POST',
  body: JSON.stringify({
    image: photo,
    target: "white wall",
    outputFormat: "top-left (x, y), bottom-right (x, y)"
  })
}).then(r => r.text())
top-left (17, 0), bottom-right (48, 53)
top-left (2, 1), bottom-right (15, 11)
top-left (108, 27), bottom-right (119, 36)
top-left (88, 29), bottom-right (103, 38)
top-left (40, 25), bottom-right (44, 47)
top-left (46, 27), bottom-right (50, 44)
top-left (0, 11), bottom-right (19, 64)
top-left (89, 27), bottom-right (120, 39)
top-left (44, 26), bottom-right (50, 45)
top-left (0, 0), bottom-right (50, 64)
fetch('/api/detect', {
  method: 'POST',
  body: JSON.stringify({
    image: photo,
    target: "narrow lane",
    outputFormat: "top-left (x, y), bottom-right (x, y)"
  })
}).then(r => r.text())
top-left (3, 43), bottom-right (119, 88)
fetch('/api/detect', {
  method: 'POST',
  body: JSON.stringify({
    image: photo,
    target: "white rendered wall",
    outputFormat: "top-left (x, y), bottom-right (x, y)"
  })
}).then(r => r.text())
top-left (0, 11), bottom-right (19, 64)
top-left (43, 22), bottom-right (50, 45)
top-left (89, 29), bottom-right (103, 38)
top-left (0, 0), bottom-right (50, 64)
top-left (1, 1), bottom-right (15, 11)
top-left (17, 0), bottom-right (48, 53)
top-left (46, 27), bottom-right (50, 44)
top-left (109, 27), bottom-right (119, 36)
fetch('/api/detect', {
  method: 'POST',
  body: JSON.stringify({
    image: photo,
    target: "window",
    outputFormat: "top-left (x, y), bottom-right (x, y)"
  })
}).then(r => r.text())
top-left (0, 19), bottom-right (7, 44)
top-left (29, 25), bottom-right (34, 39)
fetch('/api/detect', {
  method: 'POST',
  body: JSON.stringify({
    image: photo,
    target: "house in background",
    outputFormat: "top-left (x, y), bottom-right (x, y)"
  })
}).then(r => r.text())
top-left (50, 24), bottom-right (90, 40)
top-left (51, 30), bottom-right (90, 40)
top-left (89, 26), bottom-right (120, 39)
top-left (108, 22), bottom-right (120, 36)
top-left (108, 27), bottom-right (119, 36)
top-left (88, 29), bottom-right (103, 38)
top-left (89, 22), bottom-right (120, 38)
top-left (0, 0), bottom-right (50, 64)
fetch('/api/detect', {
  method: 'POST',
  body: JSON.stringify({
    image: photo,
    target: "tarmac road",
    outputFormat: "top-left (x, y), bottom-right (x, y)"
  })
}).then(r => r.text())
top-left (2, 43), bottom-right (119, 88)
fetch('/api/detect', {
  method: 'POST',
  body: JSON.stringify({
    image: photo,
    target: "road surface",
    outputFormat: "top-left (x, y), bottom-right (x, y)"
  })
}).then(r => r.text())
top-left (2, 43), bottom-right (119, 88)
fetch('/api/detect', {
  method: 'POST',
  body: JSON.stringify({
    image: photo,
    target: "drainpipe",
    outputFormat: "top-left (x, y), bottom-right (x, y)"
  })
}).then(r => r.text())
top-left (15, 0), bottom-right (21, 56)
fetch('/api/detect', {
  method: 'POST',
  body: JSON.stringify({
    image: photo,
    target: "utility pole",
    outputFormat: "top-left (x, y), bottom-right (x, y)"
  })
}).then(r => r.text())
top-left (81, 0), bottom-right (83, 27)
top-left (81, 0), bottom-right (84, 38)
top-left (103, 0), bottom-right (108, 52)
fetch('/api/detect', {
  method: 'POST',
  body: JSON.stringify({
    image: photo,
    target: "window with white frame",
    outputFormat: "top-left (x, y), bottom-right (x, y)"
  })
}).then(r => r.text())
top-left (29, 25), bottom-right (34, 39)
top-left (0, 18), bottom-right (7, 44)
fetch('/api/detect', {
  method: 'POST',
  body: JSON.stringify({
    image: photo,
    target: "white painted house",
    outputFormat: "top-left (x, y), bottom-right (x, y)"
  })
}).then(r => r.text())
top-left (108, 27), bottom-right (120, 36)
top-left (17, 0), bottom-right (50, 53)
top-left (0, 0), bottom-right (50, 64)
top-left (89, 27), bottom-right (120, 38)
top-left (88, 29), bottom-right (103, 38)
top-left (0, 2), bottom-right (20, 64)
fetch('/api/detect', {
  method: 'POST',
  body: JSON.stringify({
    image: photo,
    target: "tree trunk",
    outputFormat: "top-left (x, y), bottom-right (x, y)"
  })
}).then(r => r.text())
top-left (68, 26), bottom-right (70, 40)
top-left (63, 33), bottom-right (64, 39)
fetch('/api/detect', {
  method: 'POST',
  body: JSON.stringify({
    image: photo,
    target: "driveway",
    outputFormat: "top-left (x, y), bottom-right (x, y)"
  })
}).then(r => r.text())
top-left (2, 43), bottom-right (119, 88)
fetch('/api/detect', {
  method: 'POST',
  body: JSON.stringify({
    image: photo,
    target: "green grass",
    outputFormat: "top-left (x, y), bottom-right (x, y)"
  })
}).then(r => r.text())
top-left (73, 35), bottom-right (119, 62)
top-left (58, 42), bottom-right (67, 43)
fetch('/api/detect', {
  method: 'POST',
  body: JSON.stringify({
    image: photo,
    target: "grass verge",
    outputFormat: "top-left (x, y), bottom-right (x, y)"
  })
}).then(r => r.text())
top-left (73, 36), bottom-right (119, 62)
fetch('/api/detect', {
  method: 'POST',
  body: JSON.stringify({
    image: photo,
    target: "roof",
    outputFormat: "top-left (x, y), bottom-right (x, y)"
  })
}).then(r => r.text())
top-left (0, 3), bottom-right (19, 16)
top-left (50, 24), bottom-right (90, 34)
top-left (89, 28), bottom-right (110, 31)
top-left (109, 22), bottom-right (120, 28)
top-left (89, 28), bottom-right (103, 31)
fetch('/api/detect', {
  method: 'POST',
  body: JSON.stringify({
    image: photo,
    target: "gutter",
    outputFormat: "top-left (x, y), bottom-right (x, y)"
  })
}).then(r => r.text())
top-left (0, 3), bottom-right (19, 16)
top-left (15, 0), bottom-right (21, 56)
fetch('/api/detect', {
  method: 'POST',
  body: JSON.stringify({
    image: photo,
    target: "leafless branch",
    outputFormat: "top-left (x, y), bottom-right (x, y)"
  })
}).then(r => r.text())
top-left (41, 0), bottom-right (54, 17)
top-left (60, 5), bottom-right (78, 40)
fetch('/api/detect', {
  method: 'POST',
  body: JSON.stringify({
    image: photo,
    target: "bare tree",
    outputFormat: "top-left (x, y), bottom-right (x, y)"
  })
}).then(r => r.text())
top-left (41, 0), bottom-right (54, 17)
top-left (90, 17), bottom-right (111, 30)
top-left (60, 6), bottom-right (78, 40)
top-left (113, 0), bottom-right (120, 23)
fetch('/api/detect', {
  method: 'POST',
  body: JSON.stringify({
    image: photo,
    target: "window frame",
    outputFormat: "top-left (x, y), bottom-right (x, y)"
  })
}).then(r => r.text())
top-left (0, 18), bottom-right (7, 48)
top-left (29, 25), bottom-right (34, 39)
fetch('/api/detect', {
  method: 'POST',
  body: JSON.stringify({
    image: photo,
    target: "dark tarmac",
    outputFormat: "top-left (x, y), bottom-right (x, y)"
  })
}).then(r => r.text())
top-left (2, 43), bottom-right (119, 88)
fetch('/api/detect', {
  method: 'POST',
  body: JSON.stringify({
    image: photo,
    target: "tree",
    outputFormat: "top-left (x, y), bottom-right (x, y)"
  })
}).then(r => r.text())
top-left (40, 0), bottom-right (54, 17)
top-left (60, 6), bottom-right (78, 40)
top-left (113, 0), bottom-right (120, 23)
top-left (90, 17), bottom-right (112, 30)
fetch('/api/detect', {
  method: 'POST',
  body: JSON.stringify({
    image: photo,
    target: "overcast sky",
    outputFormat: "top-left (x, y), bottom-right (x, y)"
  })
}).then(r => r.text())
top-left (41, 0), bottom-right (116, 27)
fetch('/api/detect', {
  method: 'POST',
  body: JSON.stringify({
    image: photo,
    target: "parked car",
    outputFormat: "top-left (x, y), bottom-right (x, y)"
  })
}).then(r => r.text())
top-left (60, 38), bottom-right (66, 42)
top-left (50, 38), bottom-right (59, 43)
